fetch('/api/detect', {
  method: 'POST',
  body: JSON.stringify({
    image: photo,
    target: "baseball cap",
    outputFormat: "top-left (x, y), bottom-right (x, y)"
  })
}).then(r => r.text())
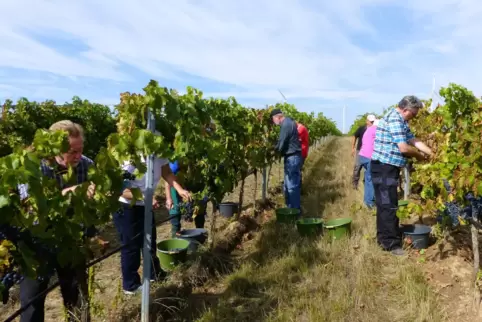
top-left (270, 108), bottom-right (283, 118)
top-left (367, 114), bottom-right (376, 122)
top-left (373, 119), bottom-right (379, 126)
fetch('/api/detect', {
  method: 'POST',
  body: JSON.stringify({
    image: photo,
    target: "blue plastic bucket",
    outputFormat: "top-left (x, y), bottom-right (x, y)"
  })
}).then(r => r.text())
top-left (400, 224), bottom-right (431, 249)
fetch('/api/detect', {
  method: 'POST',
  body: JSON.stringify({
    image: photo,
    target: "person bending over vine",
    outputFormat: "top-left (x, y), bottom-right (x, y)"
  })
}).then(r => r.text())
top-left (17, 120), bottom-right (99, 322)
top-left (165, 160), bottom-right (208, 237)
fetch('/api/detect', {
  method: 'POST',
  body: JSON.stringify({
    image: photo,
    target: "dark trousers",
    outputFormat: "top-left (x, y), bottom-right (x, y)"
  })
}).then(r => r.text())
top-left (352, 151), bottom-right (362, 187)
top-left (371, 160), bottom-right (401, 250)
top-left (20, 262), bottom-right (87, 322)
top-left (169, 187), bottom-right (206, 237)
top-left (113, 203), bottom-right (161, 292)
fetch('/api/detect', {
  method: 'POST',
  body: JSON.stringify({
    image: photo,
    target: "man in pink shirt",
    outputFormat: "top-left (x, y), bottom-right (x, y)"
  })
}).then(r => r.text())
top-left (358, 119), bottom-right (378, 208)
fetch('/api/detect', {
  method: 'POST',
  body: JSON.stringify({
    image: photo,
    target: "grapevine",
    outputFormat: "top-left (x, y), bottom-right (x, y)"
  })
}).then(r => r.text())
top-left (388, 83), bottom-right (482, 308)
top-left (0, 80), bottom-right (340, 305)
top-left (409, 84), bottom-right (482, 223)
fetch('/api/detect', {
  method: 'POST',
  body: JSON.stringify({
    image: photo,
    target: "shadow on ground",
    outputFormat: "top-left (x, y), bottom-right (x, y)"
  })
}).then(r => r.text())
top-left (301, 138), bottom-right (345, 218)
top-left (181, 140), bottom-right (343, 322)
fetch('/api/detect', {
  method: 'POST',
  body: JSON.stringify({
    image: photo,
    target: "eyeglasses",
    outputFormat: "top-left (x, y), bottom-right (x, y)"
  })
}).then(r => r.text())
top-left (403, 108), bottom-right (418, 118)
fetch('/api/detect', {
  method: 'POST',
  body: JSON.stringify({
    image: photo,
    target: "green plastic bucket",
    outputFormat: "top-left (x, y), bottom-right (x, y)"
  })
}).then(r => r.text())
top-left (296, 218), bottom-right (323, 237)
top-left (157, 239), bottom-right (190, 271)
top-left (275, 208), bottom-right (300, 223)
top-left (398, 200), bottom-right (409, 207)
top-left (325, 218), bottom-right (352, 240)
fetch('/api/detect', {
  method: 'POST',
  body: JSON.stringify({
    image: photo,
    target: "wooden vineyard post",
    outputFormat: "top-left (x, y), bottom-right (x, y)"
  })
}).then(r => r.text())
top-left (209, 206), bottom-right (217, 250)
top-left (403, 167), bottom-right (410, 200)
top-left (236, 175), bottom-right (246, 221)
top-left (471, 223), bottom-right (481, 311)
top-left (253, 169), bottom-right (258, 215)
top-left (262, 167), bottom-right (268, 203)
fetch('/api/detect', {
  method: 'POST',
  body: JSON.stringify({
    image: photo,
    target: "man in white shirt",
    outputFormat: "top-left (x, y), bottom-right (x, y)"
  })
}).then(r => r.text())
top-left (114, 155), bottom-right (191, 295)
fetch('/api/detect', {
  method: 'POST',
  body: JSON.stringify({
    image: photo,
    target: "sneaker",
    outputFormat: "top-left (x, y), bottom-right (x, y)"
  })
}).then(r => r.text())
top-left (123, 285), bottom-right (142, 295)
top-left (391, 248), bottom-right (405, 256)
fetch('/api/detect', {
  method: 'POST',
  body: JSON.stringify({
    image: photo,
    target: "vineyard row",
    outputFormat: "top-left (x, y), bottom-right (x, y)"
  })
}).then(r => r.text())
top-left (0, 80), bottom-right (341, 302)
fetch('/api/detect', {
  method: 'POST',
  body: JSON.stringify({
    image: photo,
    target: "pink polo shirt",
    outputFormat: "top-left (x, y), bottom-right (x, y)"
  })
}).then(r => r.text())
top-left (359, 125), bottom-right (377, 159)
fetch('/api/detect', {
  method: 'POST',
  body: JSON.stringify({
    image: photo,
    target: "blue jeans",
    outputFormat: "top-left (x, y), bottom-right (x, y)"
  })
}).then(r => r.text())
top-left (359, 156), bottom-right (375, 207)
top-left (283, 153), bottom-right (302, 212)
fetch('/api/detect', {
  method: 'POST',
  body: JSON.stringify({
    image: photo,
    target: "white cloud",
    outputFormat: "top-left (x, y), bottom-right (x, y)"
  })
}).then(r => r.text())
top-left (0, 29), bottom-right (126, 81)
top-left (0, 0), bottom-right (482, 126)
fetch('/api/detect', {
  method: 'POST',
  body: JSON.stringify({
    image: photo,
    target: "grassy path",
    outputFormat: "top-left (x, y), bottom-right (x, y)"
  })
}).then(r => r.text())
top-left (193, 137), bottom-right (445, 322)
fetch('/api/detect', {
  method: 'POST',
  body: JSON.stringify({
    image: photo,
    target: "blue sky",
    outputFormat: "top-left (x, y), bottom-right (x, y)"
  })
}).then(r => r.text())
top-left (0, 0), bottom-right (480, 132)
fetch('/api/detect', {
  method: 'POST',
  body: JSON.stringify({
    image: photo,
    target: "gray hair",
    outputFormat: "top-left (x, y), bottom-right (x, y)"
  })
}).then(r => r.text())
top-left (398, 95), bottom-right (423, 111)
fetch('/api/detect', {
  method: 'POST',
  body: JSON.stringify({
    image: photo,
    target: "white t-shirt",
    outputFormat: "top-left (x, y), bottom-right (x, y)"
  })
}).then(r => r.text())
top-left (119, 155), bottom-right (169, 205)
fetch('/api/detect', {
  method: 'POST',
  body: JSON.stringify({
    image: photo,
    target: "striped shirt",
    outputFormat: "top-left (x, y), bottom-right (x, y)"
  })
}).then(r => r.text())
top-left (371, 108), bottom-right (414, 167)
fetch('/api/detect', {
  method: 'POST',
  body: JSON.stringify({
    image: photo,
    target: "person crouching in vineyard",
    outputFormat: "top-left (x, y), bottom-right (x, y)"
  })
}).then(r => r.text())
top-left (371, 96), bottom-right (433, 256)
top-left (296, 122), bottom-right (309, 192)
top-left (114, 141), bottom-right (191, 295)
top-left (165, 160), bottom-right (208, 237)
top-left (270, 109), bottom-right (303, 212)
top-left (17, 120), bottom-right (98, 322)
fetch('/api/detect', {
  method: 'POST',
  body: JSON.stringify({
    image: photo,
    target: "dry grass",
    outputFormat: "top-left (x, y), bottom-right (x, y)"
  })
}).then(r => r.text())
top-left (194, 137), bottom-right (446, 322)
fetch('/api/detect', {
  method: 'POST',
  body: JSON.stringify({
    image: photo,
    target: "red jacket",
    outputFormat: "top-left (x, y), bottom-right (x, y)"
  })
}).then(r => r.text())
top-left (297, 123), bottom-right (309, 159)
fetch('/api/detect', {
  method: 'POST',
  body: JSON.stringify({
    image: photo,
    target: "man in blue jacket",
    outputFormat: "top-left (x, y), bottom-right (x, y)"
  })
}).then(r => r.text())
top-left (270, 109), bottom-right (302, 212)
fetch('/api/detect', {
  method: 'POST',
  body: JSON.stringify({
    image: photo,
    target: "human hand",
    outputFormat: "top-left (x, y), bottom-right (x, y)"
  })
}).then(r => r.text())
top-left (178, 189), bottom-right (192, 202)
top-left (165, 198), bottom-right (173, 210)
top-left (87, 183), bottom-right (96, 199)
top-left (88, 236), bottom-right (110, 256)
top-left (61, 186), bottom-right (75, 196)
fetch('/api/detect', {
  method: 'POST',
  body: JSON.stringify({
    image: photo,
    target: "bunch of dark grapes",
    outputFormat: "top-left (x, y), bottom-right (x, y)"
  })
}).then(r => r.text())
top-left (0, 228), bottom-right (23, 304)
top-left (439, 180), bottom-right (482, 226)
top-left (0, 225), bottom-right (56, 304)
top-left (464, 192), bottom-right (482, 221)
top-left (1, 270), bottom-right (24, 304)
top-left (442, 201), bottom-right (462, 227)
top-left (180, 202), bottom-right (194, 221)
top-left (122, 170), bottom-right (136, 181)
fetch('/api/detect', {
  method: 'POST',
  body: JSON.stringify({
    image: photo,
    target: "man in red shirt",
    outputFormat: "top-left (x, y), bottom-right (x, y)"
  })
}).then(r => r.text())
top-left (297, 123), bottom-right (309, 161)
top-left (297, 122), bottom-right (309, 191)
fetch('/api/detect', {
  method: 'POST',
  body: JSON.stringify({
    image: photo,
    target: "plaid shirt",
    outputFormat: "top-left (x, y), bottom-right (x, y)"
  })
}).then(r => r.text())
top-left (371, 108), bottom-right (414, 167)
top-left (17, 156), bottom-right (97, 237)
top-left (18, 156), bottom-right (94, 199)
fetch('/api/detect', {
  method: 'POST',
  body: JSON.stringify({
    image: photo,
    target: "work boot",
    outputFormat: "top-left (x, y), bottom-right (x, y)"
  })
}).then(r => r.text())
top-left (391, 247), bottom-right (405, 256)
